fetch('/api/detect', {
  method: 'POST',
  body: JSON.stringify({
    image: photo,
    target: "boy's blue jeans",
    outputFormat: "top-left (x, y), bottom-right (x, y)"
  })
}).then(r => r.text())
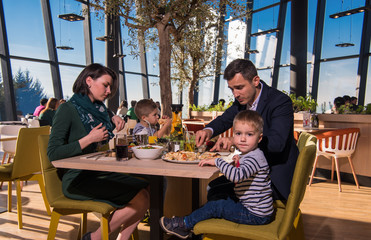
top-left (184, 197), bottom-right (272, 229)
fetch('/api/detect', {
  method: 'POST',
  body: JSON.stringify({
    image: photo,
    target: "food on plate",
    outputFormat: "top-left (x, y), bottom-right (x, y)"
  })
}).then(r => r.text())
top-left (199, 152), bottom-right (221, 159)
top-left (163, 151), bottom-right (221, 161)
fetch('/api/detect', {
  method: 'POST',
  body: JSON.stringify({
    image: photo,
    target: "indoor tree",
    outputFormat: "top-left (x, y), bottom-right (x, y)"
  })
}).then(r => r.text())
top-left (90, 0), bottom-right (248, 117)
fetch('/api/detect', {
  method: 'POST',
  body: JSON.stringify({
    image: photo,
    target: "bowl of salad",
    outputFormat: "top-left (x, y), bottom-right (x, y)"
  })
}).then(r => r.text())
top-left (131, 145), bottom-right (164, 160)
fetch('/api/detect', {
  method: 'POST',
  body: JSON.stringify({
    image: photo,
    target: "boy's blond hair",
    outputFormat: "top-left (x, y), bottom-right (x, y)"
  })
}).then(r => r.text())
top-left (233, 110), bottom-right (264, 134)
top-left (134, 99), bottom-right (158, 120)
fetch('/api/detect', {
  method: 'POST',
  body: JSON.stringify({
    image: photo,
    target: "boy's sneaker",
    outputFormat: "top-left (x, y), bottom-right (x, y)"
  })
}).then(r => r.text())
top-left (160, 216), bottom-right (191, 239)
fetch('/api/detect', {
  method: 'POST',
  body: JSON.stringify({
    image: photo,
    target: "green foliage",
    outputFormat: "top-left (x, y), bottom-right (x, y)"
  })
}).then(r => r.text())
top-left (190, 101), bottom-right (231, 112)
top-left (289, 93), bottom-right (318, 113)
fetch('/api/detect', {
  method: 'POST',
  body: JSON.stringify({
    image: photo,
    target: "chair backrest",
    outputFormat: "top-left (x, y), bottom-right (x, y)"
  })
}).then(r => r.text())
top-left (38, 134), bottom-right (64, 205)
top-left (315, 128), bottom-right (360, 157)
top-left (11, 126), bottom-right (50, 179)
top-left (278, 132), bottom-right (317, 239)
top-left (0, 124), bottom-right (26, 154)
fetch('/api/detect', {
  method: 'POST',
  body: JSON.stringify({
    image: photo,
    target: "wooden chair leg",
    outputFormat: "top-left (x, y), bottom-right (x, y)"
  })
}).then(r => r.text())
top-left (48, 211), bottom-right (61, 240)
top-left (334, 157), bottom-right (342, 192)
top-left (348, 156), bottom-right (360, 189)
top-left (0, 154), bottom-right (9, 189)
top-left (16, 180), bottom-right (23, 229)
top-left (309, 155), bottom-right (319, 186)
top-left (331, 157), bottom-right (335, 182)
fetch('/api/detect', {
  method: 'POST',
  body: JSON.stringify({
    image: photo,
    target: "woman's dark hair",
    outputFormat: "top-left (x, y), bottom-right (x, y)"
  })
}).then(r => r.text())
top-left (224, 59), bottom-right (258, 82)
top-left (119, 100), bottom-right (128, 109)
top-left (72, 63), bottom-right (118, 98)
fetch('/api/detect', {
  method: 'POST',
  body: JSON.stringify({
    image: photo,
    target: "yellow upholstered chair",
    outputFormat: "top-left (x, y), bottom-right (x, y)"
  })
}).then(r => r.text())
top-left (309, 128), bottom-right (360, 192)
top-left (38, 135), bottom-right (118, 240)
top-left (0, 126), bottom-right (51, 229)
top-left (193, 132), bottom-right (317, 240)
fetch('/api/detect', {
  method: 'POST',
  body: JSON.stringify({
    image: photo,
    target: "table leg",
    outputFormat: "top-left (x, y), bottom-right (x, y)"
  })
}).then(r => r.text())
top-left (150, 175), bottom-right (164, 240)
top-left (191, 178), bottom-right (201, 240)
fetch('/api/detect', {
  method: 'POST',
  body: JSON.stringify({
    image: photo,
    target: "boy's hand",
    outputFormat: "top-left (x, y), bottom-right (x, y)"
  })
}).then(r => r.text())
top-left (198, 158), bottom-right (216, 167)
top-left (232, 155), bottom-right (240, 166)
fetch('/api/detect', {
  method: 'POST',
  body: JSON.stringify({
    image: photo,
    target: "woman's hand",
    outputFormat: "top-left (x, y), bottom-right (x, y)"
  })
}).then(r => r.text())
top-left (198, 158), bottom-right (216, 167)
top-left (79, 123), bottom-right (109, 150)
top-left (112, 115), bottom-right (125, 131)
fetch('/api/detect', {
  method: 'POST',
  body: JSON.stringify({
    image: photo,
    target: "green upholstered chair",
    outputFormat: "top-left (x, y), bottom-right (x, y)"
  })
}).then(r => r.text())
top-left (0, 126), bottom-right (51, 229)
top-left (38, 134), bottom-right (119, 240)
top-left (193, 132), bottom-right (317, 240)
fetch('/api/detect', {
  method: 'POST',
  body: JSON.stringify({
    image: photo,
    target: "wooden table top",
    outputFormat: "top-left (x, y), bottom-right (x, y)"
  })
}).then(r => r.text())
top-left (52, 153), bottom-right (219, 180)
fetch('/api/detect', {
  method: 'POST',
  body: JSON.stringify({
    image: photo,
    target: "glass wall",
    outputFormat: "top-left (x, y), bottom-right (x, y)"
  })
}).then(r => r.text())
top-left (317, 59), bottom-right (359, 112)
top-left (10, 59), bottom-right (53, 116)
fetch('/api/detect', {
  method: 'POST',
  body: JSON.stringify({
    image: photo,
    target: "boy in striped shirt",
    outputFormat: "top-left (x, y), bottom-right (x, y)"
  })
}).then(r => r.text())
top-left (160, 110), bottom-right (273, 239)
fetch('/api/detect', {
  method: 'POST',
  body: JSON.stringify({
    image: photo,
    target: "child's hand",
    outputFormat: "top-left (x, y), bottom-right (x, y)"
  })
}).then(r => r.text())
top-left (232, 155), bottom-right (240, 166)
top-left (198, 158), bottom-right (216, 167)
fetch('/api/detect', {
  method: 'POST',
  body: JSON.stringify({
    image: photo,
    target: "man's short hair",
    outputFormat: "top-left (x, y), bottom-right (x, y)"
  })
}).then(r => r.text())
top-left (233, 110), bottom-right (264, 134)
top-left (224, 59), bottom-right (258, 82)
top-left (40, 98), bottom-right (48, 106)
top-left (134, 99), bottom-right (158, 119)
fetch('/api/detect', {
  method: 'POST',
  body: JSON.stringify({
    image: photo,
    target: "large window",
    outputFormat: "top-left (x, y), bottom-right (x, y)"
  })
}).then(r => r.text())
top-left (3, 0), bottom-right (48, 60)
top-left (10, 60), bottom-right (53, 116)
top-left (125, 73), bottom-right (143, 103)
top-left (59, 65), bottom-right (84, 100)
top-left (50, 0), bottom-right (86, 65)
top-left (321, 1), bottom-right (364, 59)
top-left (317, 59), bottom-right (359, 112)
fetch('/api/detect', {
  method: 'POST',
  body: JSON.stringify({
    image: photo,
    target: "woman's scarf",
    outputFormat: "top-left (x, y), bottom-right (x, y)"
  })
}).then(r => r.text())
top-left (69, 93), bottom-right (114, 150)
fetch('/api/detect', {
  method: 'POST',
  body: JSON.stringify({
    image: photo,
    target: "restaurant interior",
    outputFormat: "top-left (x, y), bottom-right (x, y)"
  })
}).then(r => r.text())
top-left (1, 0), bottom-right (371, 239)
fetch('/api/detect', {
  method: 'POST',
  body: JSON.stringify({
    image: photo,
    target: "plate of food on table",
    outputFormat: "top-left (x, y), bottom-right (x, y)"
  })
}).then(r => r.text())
top-left (162, 151), bottom-right (223, 164)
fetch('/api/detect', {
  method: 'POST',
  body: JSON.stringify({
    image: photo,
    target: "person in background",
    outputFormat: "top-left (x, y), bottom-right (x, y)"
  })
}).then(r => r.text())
top-left (160, 110), bottom-right (273, 239)
top-left (117, 100), bottom-right (128, 117)
top-left (331, 96), bottom-right (345, 114)
top-left (343, 95), bottom-right (351, 105)
top-left (47, 63), bottom-right (148, 240)
top-left (219, 98), bottom-right (226, 107)
top-left (350, 96), bottom-right (358, 111)
top-left (195, 59), bottom-right (298, 201)
top-left (39, 98), bottom-right (59, 126)
top-left (133, 99), bottom-right (172, 138)
top-left (126, 100), bottom-right (138, 121)
top-left (33, 98), bottom-right (48, 117)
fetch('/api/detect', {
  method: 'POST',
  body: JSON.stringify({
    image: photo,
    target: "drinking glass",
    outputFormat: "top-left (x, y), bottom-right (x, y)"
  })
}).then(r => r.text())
top-left (115, 134), bottom-right (128, 161)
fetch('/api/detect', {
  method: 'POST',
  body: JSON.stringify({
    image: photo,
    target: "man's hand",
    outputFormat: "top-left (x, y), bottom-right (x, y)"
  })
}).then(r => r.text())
top-left (111, 115), bottom-right (125, 131)
top-left (210, 137), bottom-right (234, 152)
top-left (195, 129), bottom-right (212, 147)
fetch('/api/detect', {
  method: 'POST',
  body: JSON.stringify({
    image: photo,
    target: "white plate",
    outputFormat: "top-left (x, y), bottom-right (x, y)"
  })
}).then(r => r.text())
top-left (162, 156), bottom-right (200, 164)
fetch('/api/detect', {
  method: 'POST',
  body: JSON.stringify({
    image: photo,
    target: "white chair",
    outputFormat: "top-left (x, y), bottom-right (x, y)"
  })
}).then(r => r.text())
top-left (0, 125), bottom-right (26, 189)
top-left (309, 128), bottom-right (360, 192)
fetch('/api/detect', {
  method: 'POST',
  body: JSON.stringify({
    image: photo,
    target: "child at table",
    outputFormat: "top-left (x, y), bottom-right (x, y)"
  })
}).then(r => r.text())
top-left (160, 110), bottom-right (273, 239)
top-left (133, 99), bottom-right (172, 138)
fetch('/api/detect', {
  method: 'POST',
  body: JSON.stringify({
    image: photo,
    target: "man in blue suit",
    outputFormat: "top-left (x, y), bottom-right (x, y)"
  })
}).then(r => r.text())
top-left (196, 59), bottom-right (298, 200)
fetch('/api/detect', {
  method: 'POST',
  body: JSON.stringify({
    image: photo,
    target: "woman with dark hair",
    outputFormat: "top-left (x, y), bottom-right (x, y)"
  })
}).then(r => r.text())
top-left (47, 63), bottom-right (149, 240)
top-left (39, 97), bottom-right (59, 126)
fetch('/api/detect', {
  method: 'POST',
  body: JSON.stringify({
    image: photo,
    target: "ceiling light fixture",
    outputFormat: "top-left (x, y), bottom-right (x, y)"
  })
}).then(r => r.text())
top-left (58, 13), bottom-right (85, 22)
top-left (56, 46), bottom-right (74, 50)
top-left (247, 49), bottom-right (259, 54)
top-left (250, 28), bottom-right (280, 37)
top-left (330, 5), bottom-right (371, 19)
top-left (335, 42), bottom-right (355, 47)
top-left (96, 35), bottom-right (114, 42)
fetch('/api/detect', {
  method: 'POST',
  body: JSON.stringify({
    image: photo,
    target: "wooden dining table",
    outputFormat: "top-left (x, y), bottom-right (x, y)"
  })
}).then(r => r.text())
top-left (51, 153), bottom-right (220, 240)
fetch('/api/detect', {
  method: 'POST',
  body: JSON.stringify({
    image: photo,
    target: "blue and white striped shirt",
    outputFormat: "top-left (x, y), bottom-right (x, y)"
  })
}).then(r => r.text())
top-left (215, 148), bottom-right (273, 217)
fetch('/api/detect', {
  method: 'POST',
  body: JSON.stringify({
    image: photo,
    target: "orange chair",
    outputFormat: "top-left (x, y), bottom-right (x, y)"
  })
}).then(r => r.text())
top-left (182, 119), bottom-right (205, 133)
top-left (309, 128), bottom-right (360, 192)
